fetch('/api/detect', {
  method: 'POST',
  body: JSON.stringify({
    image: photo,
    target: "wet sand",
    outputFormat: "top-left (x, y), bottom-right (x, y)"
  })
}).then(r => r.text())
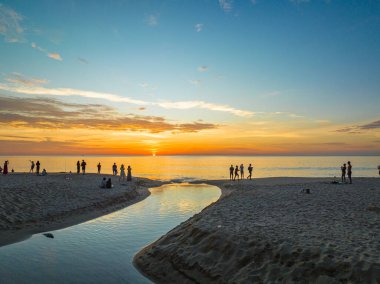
top-left (134, 177), bottom-right (380, 283)
top-left (0, 173), bottom-right (164, 247)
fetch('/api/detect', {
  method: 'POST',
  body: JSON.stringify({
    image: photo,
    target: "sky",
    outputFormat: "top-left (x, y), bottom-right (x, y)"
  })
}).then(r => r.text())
top-left (0, 0), bottom-right (379, 155)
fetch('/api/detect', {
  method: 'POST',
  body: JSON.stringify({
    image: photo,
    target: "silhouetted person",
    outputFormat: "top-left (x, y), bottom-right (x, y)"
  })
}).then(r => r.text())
top-left (234, 165), bottom-right (239, 181)
top-left (240, 164), bottom-right (244, 180)
top-left (76, 161), bottom-right (80, 174)
top-left (29, 160), bottom-right (35, 173)
top-left (378, 165), bottom-right (380, 176)
top-left (36, 160), bottom-right (40, 175)
top-left (81, 160), bottom-right (86, 175)
top-left (97, 162), bottom-right (101, 174)
top-left (100, 177), bottom-right (107, 188)
top-left (341, 163), bottom-right (346, 183)
top-left (106, 178), bottom-right (112, 188)
top-left (247, 163), bottom-right (253, 180)
top-left (127, 165), bottom-right (132, 181)
top-left (0, 166), bottom-right (2, 173)
top-left (41, 168), bottom-right (47, 176)
top-left (119, 164), bottom-right (126, 182)
top-left (229, 165), bottom-right (234, 180)
top-left (347, 161), bottom-right (352, 184)
top-left (3, 160), bottom-right (9, 175)
top-left (112, 163), bottom-right (117, 176)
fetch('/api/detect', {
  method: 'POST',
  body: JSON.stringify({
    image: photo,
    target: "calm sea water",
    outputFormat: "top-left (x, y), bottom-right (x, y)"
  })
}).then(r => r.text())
top-left (1, 156), bottom-right (379, 180)
top-left (0, 183), bottom-right (221, 283)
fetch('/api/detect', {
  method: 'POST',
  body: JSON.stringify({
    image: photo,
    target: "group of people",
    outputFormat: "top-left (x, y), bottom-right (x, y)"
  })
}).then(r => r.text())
top-left (75, 160), bottom-right (132, 181)
top-left (229, 163), bottom-right (253, 181)
top-left (340, 161), bottom-right (353, 184)
top-left (29, 160), bottom-right (45, 175)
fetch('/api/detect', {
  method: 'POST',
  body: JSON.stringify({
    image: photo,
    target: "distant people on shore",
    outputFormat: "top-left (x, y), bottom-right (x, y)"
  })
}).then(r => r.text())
top-left (36, 160), bottom-right (40, 175)
top-left (106, 178), bottom-right (113, 188)
top-left (119, 164), bottom-right (126, 182)
top-left (81, 160), bottom-right (87, 175)
top-left (127, 165), bottom-right (132, 181)
top-left (3, 160), bottom-right (9, 175)
top-left (341, 163), bottom-right (346, 183)
top-left (347, 161), bottom-right (352, 184)
top-left (112, 163), bottom-right (117, 176)
top-left (247, 163), bottom-right (253, 180)
top-left (100, 177), bottom-right (107, 188)
top-left (76, 161), bottom-right (80, 174)
top-left (97, 162), bottom-right (101, 174)
top-left (234, 165), bottom-right (239, 181)
top-left (29, 160), bottom-right (35, 173)
top-left (240, 164), bottom-right (244, 180)
top-left (229, 165), bottom-right (234, 180)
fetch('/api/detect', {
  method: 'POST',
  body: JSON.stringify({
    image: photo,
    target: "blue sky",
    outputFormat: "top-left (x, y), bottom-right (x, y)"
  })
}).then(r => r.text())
top-left (0, 0), bottom-right (379, 155)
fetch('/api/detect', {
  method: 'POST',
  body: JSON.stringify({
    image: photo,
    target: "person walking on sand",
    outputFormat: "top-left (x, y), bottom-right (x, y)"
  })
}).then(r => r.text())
top-left (29, 160), bottom-right (35, 173)
top-left (112, 163), bottom-right (117, 176)
top-left (119, 164), bottom-right (126, 182)
top-left (341, 163), bottom-right (346, 183)
top-left (81, 160), bottom-right (86, 175)
top-left (3, 160), bottom-right (9, 175)
top-left (76, 160), bottom-right (80, 174)
top-left (347, 161), bottom-right (352, 184)
top-left (127, 165), bottom-right (132, 181)
top-left (97, 162), bottom-right (101, 174)
top-left (240, 164), bottom-right (244, 180)
top-left (229, 165), bottom-right (234, 180)
top-left (234, 165), bottom-right (239, 181)
top-left (36, 160), bottom-right (40, 175)
top-left (247, 163), bottom-right (253, 180)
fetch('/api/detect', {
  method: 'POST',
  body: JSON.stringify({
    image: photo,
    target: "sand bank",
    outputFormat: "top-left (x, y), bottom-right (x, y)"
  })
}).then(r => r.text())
top-left (0, 173), bottom-right (164, 247)
top-left (134, 177), bottom-right (380, 283)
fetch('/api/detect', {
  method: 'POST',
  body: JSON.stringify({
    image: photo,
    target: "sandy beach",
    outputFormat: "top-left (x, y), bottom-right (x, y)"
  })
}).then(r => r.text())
top-left (134, 177), bottom-right (380, 283)
top-left (0, 173), bottom-right (164, 247)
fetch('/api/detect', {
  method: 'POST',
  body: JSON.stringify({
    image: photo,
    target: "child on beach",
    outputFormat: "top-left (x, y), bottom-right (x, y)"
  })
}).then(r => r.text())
top-left (112, 163), bottom-right (117, 176)
top-left (341, 163), bottom-right (346, 183)
top-left (76, 161), bottom-right (80, 174)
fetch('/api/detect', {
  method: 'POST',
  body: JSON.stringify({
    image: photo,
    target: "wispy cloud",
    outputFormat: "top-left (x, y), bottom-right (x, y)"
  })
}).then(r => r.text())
top-left (5, 72), bottom-right (48, 87)
top-left (145, 14), bottom-right (158, 27)
top-left (0, 82), bottom-right (254, 117)
top-left (0, 4), bottom-right (24, 43)
top-left (31, 42), bottom-right (63, 61)
top-left (219, 0), bottom-right (233, 12)
top-left (189, 80), bottom-right (201, 86)
top-left (195, 23), bottom-right (203, 32)
top-left (198, 66), bottom-right (208, 72)
top-left (335, 119), bottom-right (380, 134)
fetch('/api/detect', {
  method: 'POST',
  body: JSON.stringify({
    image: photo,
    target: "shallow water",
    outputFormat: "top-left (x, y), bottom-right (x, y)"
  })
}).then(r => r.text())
top-left (0, 183), bottom-right (220, 283)
top-left (1, 155), bottom-right (379, 180)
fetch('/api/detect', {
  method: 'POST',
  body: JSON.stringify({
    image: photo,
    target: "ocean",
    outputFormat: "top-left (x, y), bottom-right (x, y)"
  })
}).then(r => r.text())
top-left (1, 155), bottom-right (379, 180)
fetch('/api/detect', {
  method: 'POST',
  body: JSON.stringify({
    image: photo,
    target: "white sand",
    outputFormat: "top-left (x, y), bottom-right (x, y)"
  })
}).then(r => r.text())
top-left (134, 177), bottom-right (380, 283)
top-left (0, 173), bottom-right (164, 246)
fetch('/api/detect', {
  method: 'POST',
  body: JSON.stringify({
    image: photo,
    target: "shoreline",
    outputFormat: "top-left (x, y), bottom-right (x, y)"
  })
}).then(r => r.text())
top-left (134, 177), bottom-right (380, 283)
top-left (0, 173), bottom-right (165, 247)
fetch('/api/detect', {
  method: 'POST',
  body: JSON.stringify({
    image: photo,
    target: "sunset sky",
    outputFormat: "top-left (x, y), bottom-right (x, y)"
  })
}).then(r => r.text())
top-left (0, 0), bottom-right (379, 155)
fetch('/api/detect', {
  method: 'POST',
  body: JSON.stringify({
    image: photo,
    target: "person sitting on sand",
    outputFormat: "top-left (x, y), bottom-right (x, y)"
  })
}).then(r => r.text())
top-left (119, 164), bottom-right (126, 182)
top-left (100, 177), bottom-right (107, 188)
top-left (234, 165), bottom-right (239, 181)
top-left (76, 160), bottom-right (80, 174)
top-left (41, 169), bottom-right (47, 176)
top-left (341, 163), bottom-right (346, 183)
top-left (112, 163), bottom-right (117, 176)
top-left (29, 160), bottom-right (35, 173)
top-left (347, 161), bottom-right (352, 184)
top-left (36, 161), bottom-right (40, 175)
top-left (247, 163), bottom-right (253, 180)
top-left (106, 178), bottom-right (112, 188)
top-left (127, 165), bottom-right (132, 181)
top-left (97, 162), bottom-right (101, 174)
top-left (81, 160), bottom-right (86, 175)
top-left (240, 164), bottom-right (244, 180)
top-left (229, 165), bottom-right (234, 180)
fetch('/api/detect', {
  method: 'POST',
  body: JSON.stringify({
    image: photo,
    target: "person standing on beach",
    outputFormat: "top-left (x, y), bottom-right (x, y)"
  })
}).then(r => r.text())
top-left (36, 160), bottom-right (40, 175)
top-left (229, 165), bottom-right (234, 180)
top-left (127, 165), bottom-right (132, 181)
top-left (81, 160), bottom-right (86, 175)
top-left (97, 162), bottom-right (101, 174)
top-left (76, 161), bottom-right (80, 174)
top-left (29, 160), bottom-right (35, 173)
top-left (247, 163), bottom-right (253, 180)
top-left (3, 160), bottom-right (9, 175)
top-left (234, 165), bottom-right (239, 181)
top-left (119, 164), bottom-right (126, 182)
top-left (240, 164), bottom-right (244, 180)
top-left (347, 161), bottom-right (352, 184)
top-left (378, 165), bottom-right (380, 176)
top-left (112, 163), bottom-right (117, 176)
top-left (341, 163), bottom-right (346, 183)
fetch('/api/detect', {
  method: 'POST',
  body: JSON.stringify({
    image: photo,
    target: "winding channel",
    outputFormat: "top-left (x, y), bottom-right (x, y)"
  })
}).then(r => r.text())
top-left (0, 183), bottom-right (220, 283)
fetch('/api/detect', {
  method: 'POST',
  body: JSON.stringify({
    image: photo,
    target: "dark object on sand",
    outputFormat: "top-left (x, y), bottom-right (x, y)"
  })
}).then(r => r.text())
top-left (301, 188), bottom-right (311, 194)
top-left (43, 233), bottom-right (54, 239)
